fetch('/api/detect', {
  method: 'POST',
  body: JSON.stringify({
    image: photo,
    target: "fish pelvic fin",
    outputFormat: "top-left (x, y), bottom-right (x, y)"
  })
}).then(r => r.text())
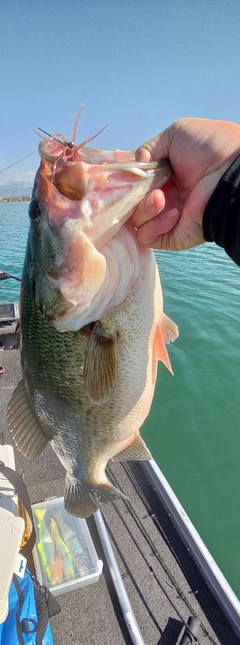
top-left (161, 313), bottom-right (179, 344)
top-left (64, 472), bottom-right (127, 518)
top-left (7, 379), bottom-right (49, 458)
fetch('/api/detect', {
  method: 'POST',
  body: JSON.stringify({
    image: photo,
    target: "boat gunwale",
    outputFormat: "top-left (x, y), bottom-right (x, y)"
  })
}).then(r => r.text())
top-left (142, 459), bottom-right (240, 637)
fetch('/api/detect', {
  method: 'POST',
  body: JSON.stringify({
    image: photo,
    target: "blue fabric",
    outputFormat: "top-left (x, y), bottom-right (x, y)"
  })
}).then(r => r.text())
top-left (0, 568), bottom-right (54, 645)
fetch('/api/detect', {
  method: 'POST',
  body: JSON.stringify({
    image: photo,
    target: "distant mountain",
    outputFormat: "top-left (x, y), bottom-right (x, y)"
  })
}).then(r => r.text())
top-left (0, 181), bottom-right (33, 198)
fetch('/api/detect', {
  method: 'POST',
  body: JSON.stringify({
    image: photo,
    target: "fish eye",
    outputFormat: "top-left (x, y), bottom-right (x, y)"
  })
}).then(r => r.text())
top-left (28, 199), bottom-right (41, 220)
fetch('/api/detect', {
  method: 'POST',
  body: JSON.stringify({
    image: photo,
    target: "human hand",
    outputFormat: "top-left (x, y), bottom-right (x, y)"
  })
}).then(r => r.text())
top-left (131, 118), bottom-right (240, 251)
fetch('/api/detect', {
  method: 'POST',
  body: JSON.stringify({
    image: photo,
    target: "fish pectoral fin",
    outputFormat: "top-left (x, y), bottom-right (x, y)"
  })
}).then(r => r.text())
top-left (113, 434), bottom-right (152, 461)
top-left (64, 473), bottom-right (127, 518)
top-left (154, 313), bottom-right (179, 375)
top-left (7, 379), bottom-right (49, 458)
top-left (83, 321), bottom-right (118, 405)
top-left (161, 313), bottom-right (179, 344)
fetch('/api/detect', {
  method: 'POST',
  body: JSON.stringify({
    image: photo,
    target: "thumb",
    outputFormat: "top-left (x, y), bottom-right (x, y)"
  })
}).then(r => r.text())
top-left (135, 127), bottom-right (172, 163)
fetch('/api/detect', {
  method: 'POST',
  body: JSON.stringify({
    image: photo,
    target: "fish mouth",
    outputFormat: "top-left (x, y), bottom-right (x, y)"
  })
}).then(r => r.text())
top-left (39, 155), bottom-right (172, 204)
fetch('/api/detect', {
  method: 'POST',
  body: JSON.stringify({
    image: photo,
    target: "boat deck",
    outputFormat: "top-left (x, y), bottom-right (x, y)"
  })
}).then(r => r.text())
top-left (0, 326), bottom-right (239, 644)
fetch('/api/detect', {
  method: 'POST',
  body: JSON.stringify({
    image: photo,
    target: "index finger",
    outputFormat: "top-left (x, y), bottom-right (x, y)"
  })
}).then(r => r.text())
top-left (135, 127), bottom-right (173, 163)
top-left (131, 189), bottom-right (165, 229)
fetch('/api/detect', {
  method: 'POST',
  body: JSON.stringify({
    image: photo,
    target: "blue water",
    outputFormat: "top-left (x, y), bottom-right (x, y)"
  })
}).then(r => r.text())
top-left (1, 202), bottom-right (240, 598)
top-left (0, 203), bottom-right (27, 299)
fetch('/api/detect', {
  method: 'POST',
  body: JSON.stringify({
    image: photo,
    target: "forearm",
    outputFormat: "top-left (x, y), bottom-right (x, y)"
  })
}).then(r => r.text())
top-left (203, 155), bottom-right (240, 266)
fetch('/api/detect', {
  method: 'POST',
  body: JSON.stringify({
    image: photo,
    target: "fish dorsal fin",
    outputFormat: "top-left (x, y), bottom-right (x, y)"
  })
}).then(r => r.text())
top-left (83, 321), bottom-right (118, 405)
top-left (154, 313), bottom-right (179, 375)
top-left (7, 379), bottom-right (49, 458)
top-left (113, 434), bottom-right (152, 461)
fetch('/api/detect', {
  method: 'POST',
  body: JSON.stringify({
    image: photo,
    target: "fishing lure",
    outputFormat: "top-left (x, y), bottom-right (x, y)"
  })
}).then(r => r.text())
top-left (50, 517), bottom-right (75, 580)
top-left (34, 508), bottom-right (55, 582)
top-left (54, 510), bottom-right (89, 575)
top-left (34, 506), bottom-right (91, 584)
top-left (54, 510), bottom-right (76, 542)
top-left (50, 547), bottom-right (63, 586)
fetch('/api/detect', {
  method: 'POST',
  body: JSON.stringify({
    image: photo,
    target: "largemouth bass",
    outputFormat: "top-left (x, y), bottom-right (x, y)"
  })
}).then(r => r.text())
top-left (8, 117), bottom-right (178, 517)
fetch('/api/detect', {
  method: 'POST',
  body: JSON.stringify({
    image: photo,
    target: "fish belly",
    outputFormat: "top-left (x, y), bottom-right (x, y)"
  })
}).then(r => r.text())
top-left (52, 248), bottom-right (161, 516)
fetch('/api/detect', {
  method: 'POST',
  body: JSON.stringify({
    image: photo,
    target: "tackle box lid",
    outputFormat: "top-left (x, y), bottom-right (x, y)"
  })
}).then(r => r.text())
top-left (31, 497), bottom-right (103, 596)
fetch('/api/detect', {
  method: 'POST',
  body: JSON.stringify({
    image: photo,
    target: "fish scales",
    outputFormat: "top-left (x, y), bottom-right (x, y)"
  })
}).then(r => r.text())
top-left (8, 114), bottom-right (178, 517)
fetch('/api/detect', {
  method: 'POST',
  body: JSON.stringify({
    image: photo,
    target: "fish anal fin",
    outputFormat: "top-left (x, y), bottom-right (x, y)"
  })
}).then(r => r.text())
top-left (7, 379), bottom-right (49, 458)
top-left (83, 321), bottom-right (118, 405)
top-left (113, 433), bottom-right (152, 461)
top-left (64, 473), bottom-right (127, 518)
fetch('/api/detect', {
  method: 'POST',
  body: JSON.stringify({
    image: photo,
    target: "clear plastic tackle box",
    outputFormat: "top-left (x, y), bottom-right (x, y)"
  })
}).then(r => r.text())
top-left (31, 497), bottom-right (103, 596)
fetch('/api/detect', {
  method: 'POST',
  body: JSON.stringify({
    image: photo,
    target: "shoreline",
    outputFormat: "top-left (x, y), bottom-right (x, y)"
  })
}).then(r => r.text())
top-left (0, 198), bottom-right (30, 203)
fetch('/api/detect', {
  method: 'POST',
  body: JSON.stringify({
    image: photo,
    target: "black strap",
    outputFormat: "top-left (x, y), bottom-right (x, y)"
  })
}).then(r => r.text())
top-left (32, 576), bottom-right (61, 644)
top-left (12, 574), bottom-right (25, 645)
top-left (0, 464), bottom-right (36, 557)
top-left (203, 154), bottom-right (240, 266)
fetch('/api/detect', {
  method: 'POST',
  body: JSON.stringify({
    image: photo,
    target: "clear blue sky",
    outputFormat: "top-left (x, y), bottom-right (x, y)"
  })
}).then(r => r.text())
top-left (1, 0), bottom-right (240, 182)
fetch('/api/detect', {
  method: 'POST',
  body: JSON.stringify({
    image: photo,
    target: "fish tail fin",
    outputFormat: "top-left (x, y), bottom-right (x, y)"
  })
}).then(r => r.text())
top-left (34, 508), bottom-right (47, 523)
top-left (64, 473), bottom-right (127, 518)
